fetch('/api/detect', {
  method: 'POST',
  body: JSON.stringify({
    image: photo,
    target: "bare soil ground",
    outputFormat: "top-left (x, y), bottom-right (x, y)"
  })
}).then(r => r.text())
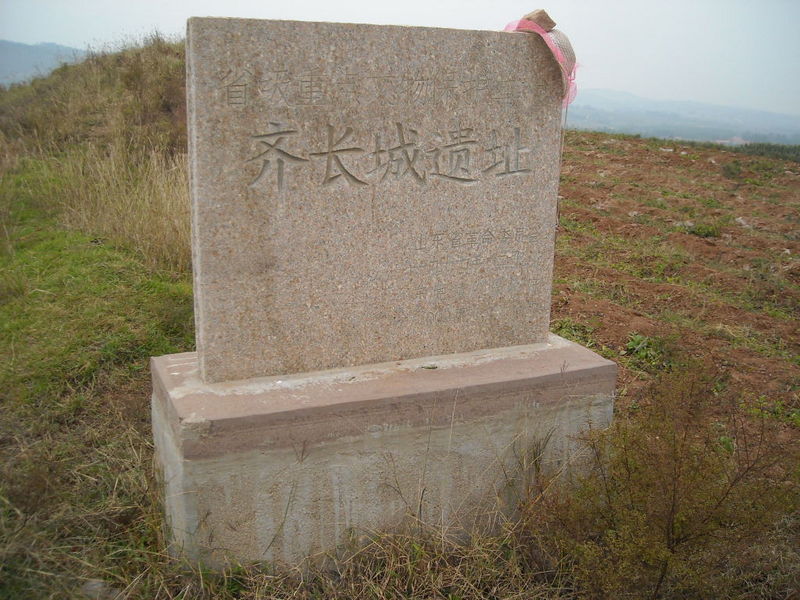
top-left (553, 131), bottom-right (799, 413)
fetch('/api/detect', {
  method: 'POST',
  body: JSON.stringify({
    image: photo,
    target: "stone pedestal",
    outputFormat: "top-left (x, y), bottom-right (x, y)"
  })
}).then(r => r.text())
top-left (151, 334), bottom-right (615, 567)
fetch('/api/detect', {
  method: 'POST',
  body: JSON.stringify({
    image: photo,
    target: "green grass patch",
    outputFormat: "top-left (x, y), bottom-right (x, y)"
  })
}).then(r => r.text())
top-left (751, 398), bottom-right (800, 428)
top-left (602, 236), bottom-right (690, 283)
top-left (697, 196), bottom-right (723, 209)
top-left (722, 160), bottom-right (743, 179)
top-left (551, 317), bottom-right (598, 348)
top-left (0, 198), bottom-right (193, 405)
top-left (685, 222), bottom-right (721, 238)
top-left (559, 214), bottom-right (597, 234)
top-left (681, 276), bottom-right (797, 322)
top-left (643, 196), bottom-right (669, 210)
top-left (561, 221), bottom-right (798, 320)
top-left (620, 332), bottom-right (680, 373)
top-left (658, 310), bottom-right (798, 364)
top-left (567, 278), bottom-right (637, 307)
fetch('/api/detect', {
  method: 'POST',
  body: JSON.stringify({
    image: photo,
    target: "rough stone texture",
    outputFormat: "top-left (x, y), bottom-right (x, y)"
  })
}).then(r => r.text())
top-left (523, 9), bottom-right (557, 31)
top-left (187, 18), bottom-right (564, 383)
top-left (151, 334), bottom-right (616, 566)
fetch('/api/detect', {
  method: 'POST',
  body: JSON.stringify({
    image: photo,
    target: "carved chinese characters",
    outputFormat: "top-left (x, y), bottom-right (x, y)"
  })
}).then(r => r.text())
top-left (187, 18), bottom-right (563, 382)
top-left (245, 122), bottom-right (532, 191)
top-left (220, 66), bottom-right (527, 108)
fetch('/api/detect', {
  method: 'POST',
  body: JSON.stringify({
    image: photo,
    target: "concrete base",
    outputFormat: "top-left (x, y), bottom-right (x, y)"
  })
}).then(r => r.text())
top-left (151, 334), bottom-right (616, 567)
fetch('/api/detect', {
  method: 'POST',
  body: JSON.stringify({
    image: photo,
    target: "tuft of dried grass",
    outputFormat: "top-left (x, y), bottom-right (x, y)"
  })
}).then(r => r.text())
top-left (520, 368), bottom-right (800, 599)
top-left (1, 34), bottom-right (189, 274)
top-left (50, 144), bottom-right (190, 274)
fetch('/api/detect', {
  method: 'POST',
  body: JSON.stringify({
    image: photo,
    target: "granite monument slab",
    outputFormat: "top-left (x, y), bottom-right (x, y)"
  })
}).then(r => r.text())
top-left (187, 17), bottom-right (563, 383)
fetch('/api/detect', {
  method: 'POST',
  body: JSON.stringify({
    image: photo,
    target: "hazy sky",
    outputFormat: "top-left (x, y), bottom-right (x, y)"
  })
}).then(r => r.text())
top-left (2, 0), bottom-right (799, 116)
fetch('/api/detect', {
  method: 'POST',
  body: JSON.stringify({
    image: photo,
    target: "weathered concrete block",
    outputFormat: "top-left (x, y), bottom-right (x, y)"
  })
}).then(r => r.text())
top-left (152, 334), bottom-right (616, 566)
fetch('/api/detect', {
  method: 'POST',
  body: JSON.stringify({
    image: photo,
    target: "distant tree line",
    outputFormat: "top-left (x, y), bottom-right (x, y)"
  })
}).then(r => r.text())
top-left (672, 139), bottom-right (800, 163)
top-left (734, 143), bottom-right (800, 163)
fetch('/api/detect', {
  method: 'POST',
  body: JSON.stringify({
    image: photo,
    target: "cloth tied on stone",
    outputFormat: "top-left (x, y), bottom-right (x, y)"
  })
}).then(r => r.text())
top-left (504, 10), bottom-right (577, 106)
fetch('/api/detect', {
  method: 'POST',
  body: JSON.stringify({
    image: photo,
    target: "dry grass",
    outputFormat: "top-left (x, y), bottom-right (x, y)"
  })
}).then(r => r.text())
top-left (1, 33), bottom-right (187, 274)
top-left (0, 34), bottom-right (185, 153)
top-left (522, 369), bottom-right (800, 599)
top-left (3, 369), bottom-right (796, 598)
top-left (2, 36), bottom-right (799, 599)
top-left (29, 144), bottom-right (190, 273)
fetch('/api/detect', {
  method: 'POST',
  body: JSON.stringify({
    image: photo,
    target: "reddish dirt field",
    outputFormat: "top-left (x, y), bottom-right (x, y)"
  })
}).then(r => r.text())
top-left (552, 131), bottom-right (799, 415)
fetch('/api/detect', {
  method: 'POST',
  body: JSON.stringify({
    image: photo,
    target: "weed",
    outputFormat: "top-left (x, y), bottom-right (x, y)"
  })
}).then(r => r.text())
top-left (751, 397), bottom-right (800, 428)
top-left (738, 257), bottom-right (798, 315)
top-left (621, 332), bottom-right (677, 372)
top-left (686, 222), bottom-right (721, 238)
top-left (523, 369), bottom-right (800, 599)
top-left (644, 196), bottom-right (668, 209)
top-left (697, 196), bottom-right (722, 209)
top-left (558, 215), bottom-right (596, 234)
top-left (629, 242), bottom-right (689, 282)
top-left (749, 159), bottom-right (787, 177)
top-left (565, 233), bottom-right (690, 284)
top-left (0, 267), bottom-right (26, 301)
top-left (722, 160), bottom-right (742, 179)
top-left (551, 318), bottom-right (597, 348)
top-left (631, 212), bottom-right (656, 226)
top-left (569, 279), bottom-right (636, 306)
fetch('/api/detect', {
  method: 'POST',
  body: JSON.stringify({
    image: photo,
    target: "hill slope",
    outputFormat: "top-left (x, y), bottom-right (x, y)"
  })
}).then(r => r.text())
top-left (1, 39), bottom-right (799, 599)
top-left (569, 88), bottom-right (800, 144)
top-left (0, 39), bottom-right (86, 85)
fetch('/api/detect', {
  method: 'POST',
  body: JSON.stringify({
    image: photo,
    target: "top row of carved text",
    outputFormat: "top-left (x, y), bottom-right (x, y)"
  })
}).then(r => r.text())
top-left (215, 67), bottom-right (531, 107)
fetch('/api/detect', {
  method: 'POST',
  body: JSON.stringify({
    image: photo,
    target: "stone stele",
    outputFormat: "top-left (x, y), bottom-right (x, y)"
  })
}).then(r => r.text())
top-left (187, 17), bottom-right (563, 383)
top-left (153, 16), bottom-right (616, 567)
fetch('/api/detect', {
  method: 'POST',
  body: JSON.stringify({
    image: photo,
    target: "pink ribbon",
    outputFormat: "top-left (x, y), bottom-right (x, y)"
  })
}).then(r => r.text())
top-left (505, 18), bottom-right (577, 106)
